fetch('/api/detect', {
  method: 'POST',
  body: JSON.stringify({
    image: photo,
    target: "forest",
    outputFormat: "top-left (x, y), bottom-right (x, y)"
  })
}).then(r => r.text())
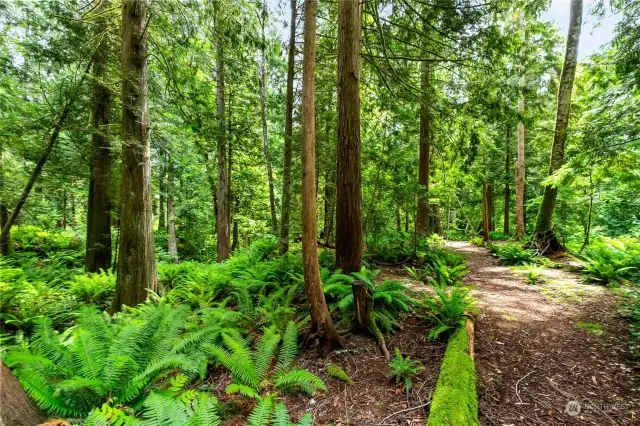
top-left (0, 0), bottom-right (639, 424)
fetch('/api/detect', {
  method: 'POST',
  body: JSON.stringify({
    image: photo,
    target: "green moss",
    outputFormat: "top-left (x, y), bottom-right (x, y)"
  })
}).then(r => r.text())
top-left (426, 325), bottom-right (478, 426)
top-left (577, 321), bottom-right (604, 335)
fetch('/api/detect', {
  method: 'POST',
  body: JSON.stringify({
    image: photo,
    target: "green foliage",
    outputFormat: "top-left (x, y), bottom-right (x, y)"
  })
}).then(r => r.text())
top-left (326, 364), bottom-right (353, 385)
top-left (4, 304), bottom-right (217, 417)
top-left (580, 238), bottom-right (639, 286)
top-left (322, 268), bottom-right (418, 332)
top-left (422, 285), bottom-right (476, 340)
top-left (469, 236), bottom-right (484, 247)
top-left (67, 270), bottom-right (116, 308)
top-left (209, 321), bottom-right (325, 399)
top-left (387, 348), bottom-right (424, 393)
top-left (489, 243), bottom-right (535, 266)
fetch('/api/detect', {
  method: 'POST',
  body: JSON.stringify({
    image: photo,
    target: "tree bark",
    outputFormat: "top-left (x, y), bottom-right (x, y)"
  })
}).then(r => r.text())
top-left (322, 166), bottom-right (336, 244)
top-left (167, 154), bottom-right (178, 263)
top-left (259, 3), bottom-right (278, 236)
top-left (0, 140), bottom-right (8, 254)
top-left (353, 280), bottom-right (389, 359)
top-left (482, 184), bottom-right (490, 242)
top-left (0, 360), bottom-right (46, 426)
top-left (532, 0), bottom-right (583, 252)
top-left (158, 156), bottom-right (166, 230)
top-left (112, 0), bottom-right (157, 312)
top-left (580, 171), bottom-right (593, 253)
top-left (515, 10), bottom-right (526, 241)
top-left (215, 6), bottom-right (230, 262)
top-left (336, 0), bottom-right (363, 274)
top-left (86, 0), bottom-right (112, 272)
top-left (300, 0), bottom-right (343, 356)
top-left (416, 61), bottom-right (431, 234)
top-left (504, 124), bottom-right (510, 235)
top-left (279, 0), bottom-right (296, 254)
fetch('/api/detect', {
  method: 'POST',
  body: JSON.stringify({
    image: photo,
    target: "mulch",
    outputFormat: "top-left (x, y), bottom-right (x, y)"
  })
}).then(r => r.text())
top-left (449, 241), bottom-right (640, 425)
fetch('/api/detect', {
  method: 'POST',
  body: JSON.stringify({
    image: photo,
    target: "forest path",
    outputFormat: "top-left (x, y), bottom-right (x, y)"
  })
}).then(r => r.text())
top-left (446, 241), bottom-right (638, 425)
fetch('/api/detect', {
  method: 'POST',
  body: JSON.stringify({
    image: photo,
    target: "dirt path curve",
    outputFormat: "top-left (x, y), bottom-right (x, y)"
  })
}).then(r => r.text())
top-left (447, 241), bottom-right (639, 425)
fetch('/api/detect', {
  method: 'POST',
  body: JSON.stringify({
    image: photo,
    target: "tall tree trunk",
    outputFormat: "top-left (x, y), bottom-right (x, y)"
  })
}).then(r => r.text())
top-left (204, 152), bottom-right (218, 224)
top-left (482, 184), bottom-right (490, 242)
top-left (158, 156), bottom-right (166, 230)
top-left (167, 154), bottom-right (178, 263)
top-left (396, 206), bottom-right (401, 232)
top-left (86, 2), bottom-right (112, 272)
top-left (300, 0), bottom-right (343, 356)
top-left (279, 0), bottom-right (296, 254)
top-left (259, 6), bottom-right (278, 235)
top-left (515, 11), bottom-right (526, 241)
top-left (0, 58), bottom-right (91, 252)
top-left (336, 0), bottom-right (363, 274)
top-left (0, 140), bottom-right (9, 254)
top-left (488, 184), bottom-right (494, 232)
top-left (215, 7), bottom-right (230, 262)
top-left (580, 171), bottom-right (593, 253)
top-left (416, 61), bottom-right (431, 234)
top-left (504, 124), bottom-right (510, 235)
top-left (322, 168), bottom-right (336, 244)
top-left (532, 0), bottom-right (583, 252)
top-left (113, 0), bottom-right (157, 312)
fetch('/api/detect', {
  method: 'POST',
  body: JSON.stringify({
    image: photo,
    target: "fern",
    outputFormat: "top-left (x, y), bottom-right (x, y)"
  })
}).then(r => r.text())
top-left (388, 348), bottom-right (425, 393)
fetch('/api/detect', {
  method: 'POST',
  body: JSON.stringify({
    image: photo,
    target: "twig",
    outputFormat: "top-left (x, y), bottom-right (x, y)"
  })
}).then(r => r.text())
top-left (515, 371), bottom-right (533, 405)
top-left (376, 401), bottom-right (431, 425)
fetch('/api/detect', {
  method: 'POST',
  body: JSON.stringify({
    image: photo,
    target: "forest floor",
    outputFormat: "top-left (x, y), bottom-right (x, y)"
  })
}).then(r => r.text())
top-left (448, 241), bottom-right (640, 425)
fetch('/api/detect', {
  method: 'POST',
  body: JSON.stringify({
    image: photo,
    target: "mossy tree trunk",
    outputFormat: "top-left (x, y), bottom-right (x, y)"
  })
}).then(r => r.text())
top-left (515, 10), bottom-right (526, 241)
top-left (167, 154), bottom-right (178, 263)
top-left (113, 0), bottom-right (157, 312)
top-left (532, 0), bottom-right (583, 253)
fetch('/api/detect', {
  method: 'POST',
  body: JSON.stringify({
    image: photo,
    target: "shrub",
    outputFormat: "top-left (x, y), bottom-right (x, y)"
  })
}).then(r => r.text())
top-left (489, 243), bottom-right (534, 266)
top-left (422, 284), bottom-right (476, 340)
top-left (469, 236), bottom-right (484, 247)
top-left (67, 270), bottom-right (116, 308)
top-left (208, 322), bottom-right (325, 399)
top-left (4, 304), bottom-right (222, 417)
top-left (580, 238), bottom-right (640, 286)
top-left (388, 348), bottom-right (424, 393)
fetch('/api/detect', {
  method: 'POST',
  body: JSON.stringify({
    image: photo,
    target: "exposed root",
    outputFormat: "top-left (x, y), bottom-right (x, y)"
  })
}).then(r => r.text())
top-left (529, 229), bottom-right (563, 256)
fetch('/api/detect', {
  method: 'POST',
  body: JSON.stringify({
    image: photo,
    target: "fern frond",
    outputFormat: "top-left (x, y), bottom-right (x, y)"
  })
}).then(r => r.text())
top-left (275, 321), bottom-right (298, 375)
top-left (271, 402), bottom-right (291, 426)
top-left (254, 326), bottom-right (281, 383)
top-left (274, 369), bottom-right (326, 396)
top-left (185, 393), bottom-right (221, 426)
top-left (247, 394), bottom-right (275, 426)
top-left (225, 383), bottom-right (261, 400)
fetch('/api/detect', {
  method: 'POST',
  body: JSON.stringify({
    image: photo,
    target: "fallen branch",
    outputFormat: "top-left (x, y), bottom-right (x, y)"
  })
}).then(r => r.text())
top-left (377, 401), bottom-right (431, 425)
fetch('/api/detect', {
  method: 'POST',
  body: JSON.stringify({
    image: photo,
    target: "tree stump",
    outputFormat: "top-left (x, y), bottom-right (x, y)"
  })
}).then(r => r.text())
top-left (0, 360), bottom-right (45, 426)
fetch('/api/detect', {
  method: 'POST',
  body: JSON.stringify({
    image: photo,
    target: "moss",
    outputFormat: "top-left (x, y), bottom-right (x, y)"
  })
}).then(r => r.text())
top-left (577, 321), bottom-right (603, 335)
top-left (426, 325), bottom-right (478, 426)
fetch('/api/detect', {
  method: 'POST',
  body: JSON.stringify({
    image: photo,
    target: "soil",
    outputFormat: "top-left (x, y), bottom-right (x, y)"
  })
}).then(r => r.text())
top-left (448, 241), bottom-right (640, 425)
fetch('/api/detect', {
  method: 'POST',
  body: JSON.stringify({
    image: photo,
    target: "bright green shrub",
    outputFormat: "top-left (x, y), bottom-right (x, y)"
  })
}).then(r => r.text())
top-left (469, 236), bottom-right (484, 247)
top-left (581, 238), bottom-right (639, 285)
top-left (489, 243), bottom-right (535, 266)
top-left (387, 348), bottom-right (424, 393)
top-left (422, 284), bottom-right (476, 340)
top-left (67, 270), bottom-right (115, 308)
top-left (4, 304), bottom-right (221, 417)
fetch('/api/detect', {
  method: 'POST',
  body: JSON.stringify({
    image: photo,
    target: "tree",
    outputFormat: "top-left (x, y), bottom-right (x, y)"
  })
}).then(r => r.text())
top-left (167, 154), bottom-right (178, 263)
top-left (532, 0), bottom-right (583, 252)
top-left (299, 0), bottom-right (343, 356)
top-left (504, 124), bottom-right (510, 235)
top-left (335, 0), bottom-right (363, 274)
top-left (259, 0), bottom-right (278, 236)
top-left (279, 0), bottom-right (296, 254)
top-left (416, 61), bottom-right (431, 235)
top-left (158, 158), bottom-right (166, 231)
top-left (215, 3), bottom-right (230, 262)
top-left (515, 10), bottom-right (526, 240)
top-left (85, 0), bottom-right (112, 273)
top-left (112, 0), bottom-right (157, 312)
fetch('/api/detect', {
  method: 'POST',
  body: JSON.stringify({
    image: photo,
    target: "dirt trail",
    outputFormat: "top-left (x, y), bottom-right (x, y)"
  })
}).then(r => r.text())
top-left (447, 241), bottom-right (639, 425)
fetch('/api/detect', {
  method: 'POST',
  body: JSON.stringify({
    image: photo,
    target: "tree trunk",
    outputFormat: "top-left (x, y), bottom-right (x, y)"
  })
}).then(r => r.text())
top-left (259, 5), bottom-right (278, 235)
top-left (416, 61), bottom-right (431, 234)
top-left (300, 0), bottom-right (343, 356)
top-left (396, 206), bottom-right (401, 232)
top-left (167, 155), bottom-right (178, 263)
top-left (488, 185), bottom-right (494, 232)
top-left (112, 0), bottom-right (157, 312)
top-left (204, 152), bottom-right (218, 224)
top-left (353, 280), bottom-right (389, 359)
top-left (0, 140), bottom-right (8, 254)
top-left (482, 184), bottom-right (490, 242)
top-left (158, 156), bottom-right (166, 230)
top-left (279, 0), bottom-right (296, 254)
top-left (0, 59), bottom-right (90, 252)
top-left (580, 171), bottom-right (593, 253)
top-left (215, 7), bottom-right (230, 262)
top-left (336, 0), bottom-right (363, 274)
top-left (532, 0), bottom-right (583, 253)
top-left (86, 0), bottom-right (112, 272)
top-left (504, 124), bottom-right (510, 235)
top-left (322, 167), bottom-right (336, 243)
top-left (515, 10), bottom-right (526, 241)
top-left (0, 360), bottom-right (46, 426)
